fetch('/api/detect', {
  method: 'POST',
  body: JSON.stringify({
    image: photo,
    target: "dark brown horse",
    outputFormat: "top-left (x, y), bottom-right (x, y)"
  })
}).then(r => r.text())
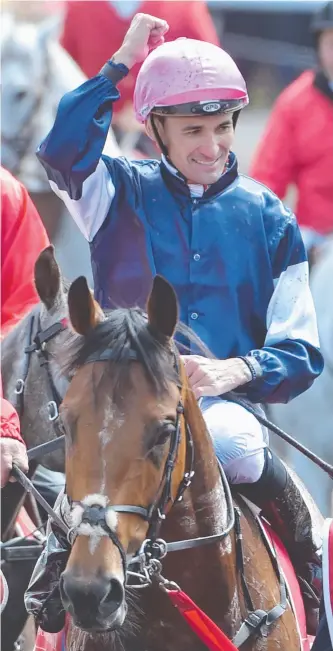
top-left (54, 273), bottom-right (300, 651)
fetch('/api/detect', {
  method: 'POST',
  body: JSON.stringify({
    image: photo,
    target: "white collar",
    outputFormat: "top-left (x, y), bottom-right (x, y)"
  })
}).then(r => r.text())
top-left (161, 155), bottom-right (207, 197)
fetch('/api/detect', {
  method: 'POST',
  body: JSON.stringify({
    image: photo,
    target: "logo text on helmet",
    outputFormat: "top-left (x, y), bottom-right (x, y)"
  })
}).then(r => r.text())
top-left (202, 102), bottom-right (221, 113)
top-left (140, 104), bottom-right (151, 118)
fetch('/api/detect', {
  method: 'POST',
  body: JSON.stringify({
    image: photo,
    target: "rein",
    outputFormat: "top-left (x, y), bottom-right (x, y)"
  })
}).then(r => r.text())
top-left (14, 308), bottom-right (67, 423)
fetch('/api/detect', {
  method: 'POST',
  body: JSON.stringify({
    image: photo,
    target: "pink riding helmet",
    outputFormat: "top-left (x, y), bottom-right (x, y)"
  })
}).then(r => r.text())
top-left (134, 38), bottom-right (249, 123)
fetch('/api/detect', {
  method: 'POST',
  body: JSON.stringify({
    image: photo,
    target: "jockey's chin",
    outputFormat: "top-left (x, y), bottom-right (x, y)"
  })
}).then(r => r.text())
top-left (185, 150), bottom-right (229, 185)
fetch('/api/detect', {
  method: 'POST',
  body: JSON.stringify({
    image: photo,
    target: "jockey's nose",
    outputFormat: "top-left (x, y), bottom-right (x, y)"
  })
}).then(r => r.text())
top-left (60, 570), bottom-right (124, 627)
top-left (199, 137), bottom-right (221, 160)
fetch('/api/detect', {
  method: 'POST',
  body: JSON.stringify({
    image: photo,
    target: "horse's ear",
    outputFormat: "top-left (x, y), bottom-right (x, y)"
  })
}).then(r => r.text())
top-left (34, 245), bottom-right (63, 310)
top-left (147, 275), bottom-right (178, 338)
top-left (37, 15), bottom-right (62, 48)
top-left (68, 276), bottom-right (104, 336)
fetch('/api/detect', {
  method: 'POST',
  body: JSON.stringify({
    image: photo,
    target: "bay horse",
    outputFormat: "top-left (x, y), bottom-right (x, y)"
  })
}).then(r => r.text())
top-left (53, 273), bottom-right (300, 650)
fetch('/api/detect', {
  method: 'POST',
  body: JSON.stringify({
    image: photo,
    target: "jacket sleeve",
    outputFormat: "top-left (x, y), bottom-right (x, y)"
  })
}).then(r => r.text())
top-left (1, 172), bottom-right (50, 337)
top-left (242, 195), bottom-right (324, 403)
top-left (0, 397), bottom-right (25, 444)
top-left (36, 64), bottom-right (128, 242)
top-left (249, 93), bottom-right (296, 200)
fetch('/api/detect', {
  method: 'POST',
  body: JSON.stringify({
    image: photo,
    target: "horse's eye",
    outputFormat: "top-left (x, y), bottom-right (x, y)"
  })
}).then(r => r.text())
top-left (15, 90), bottom-right (28, 102)
top-left (57, 417), bottom-right (67, 436)
top-left (156, 421), bottom-right (176, 446)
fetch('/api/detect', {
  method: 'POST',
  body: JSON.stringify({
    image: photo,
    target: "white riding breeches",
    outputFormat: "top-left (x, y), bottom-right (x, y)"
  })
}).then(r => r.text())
top-left (200, 396), bottom-right (268, 485)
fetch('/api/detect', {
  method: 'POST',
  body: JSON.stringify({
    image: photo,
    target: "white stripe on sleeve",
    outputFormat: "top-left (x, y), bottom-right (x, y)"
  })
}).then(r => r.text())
top-left (49, 158), bottom-right (115, 242)
top-left (265, 261), bottom-right (320, 347)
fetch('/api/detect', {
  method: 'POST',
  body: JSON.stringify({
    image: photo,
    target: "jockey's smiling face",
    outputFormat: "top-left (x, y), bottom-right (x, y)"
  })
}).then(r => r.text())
top-left (147, 113), bottom-right (235, 185)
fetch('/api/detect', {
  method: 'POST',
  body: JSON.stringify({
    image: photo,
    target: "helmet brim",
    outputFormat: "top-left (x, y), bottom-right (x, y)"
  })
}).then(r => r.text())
top-left (151, 98), bottom-right (248, 118)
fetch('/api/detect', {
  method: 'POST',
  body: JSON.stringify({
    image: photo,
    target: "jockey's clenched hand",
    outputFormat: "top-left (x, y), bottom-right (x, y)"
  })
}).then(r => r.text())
top-left (113, 13), bottom-right (169, 69)
top-left (182, 355), bottom-right (252, 399)
top-left (0, 439), bottom-right (29, 488)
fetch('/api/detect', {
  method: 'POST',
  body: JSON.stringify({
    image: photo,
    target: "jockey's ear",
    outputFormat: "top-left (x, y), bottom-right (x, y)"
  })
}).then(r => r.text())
top-left (147, 275), bottom-right (178, 339)
top-left (145, 115), bottom-right (165, 143)
top-left (34, 245), bottom-right (64, 310)
top-left (68, 277), bottom-right (104, 336)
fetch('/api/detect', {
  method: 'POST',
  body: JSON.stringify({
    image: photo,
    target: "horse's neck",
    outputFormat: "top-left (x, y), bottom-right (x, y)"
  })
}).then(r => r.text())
top-left (161, 389), bottom-right (237, 621)
top-left (184, 390), bottom-right (231, 531)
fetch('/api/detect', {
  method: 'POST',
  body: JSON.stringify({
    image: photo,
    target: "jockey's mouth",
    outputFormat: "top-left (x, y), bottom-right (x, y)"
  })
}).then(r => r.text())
top-left (191, 155), bottom-right (223, 167)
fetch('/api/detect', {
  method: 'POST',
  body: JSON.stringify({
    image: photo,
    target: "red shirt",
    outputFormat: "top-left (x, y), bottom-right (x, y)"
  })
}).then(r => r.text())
top-left (250, 71), bottom-right (333, 235)
top-left (1, 167), bottom-right (50, 444)
top-left (60, 0), bottom-right (220, 114)
top-left (0, 380), bottom-right (23, 444)
top-left (1, 166), bottom-right (50, 337)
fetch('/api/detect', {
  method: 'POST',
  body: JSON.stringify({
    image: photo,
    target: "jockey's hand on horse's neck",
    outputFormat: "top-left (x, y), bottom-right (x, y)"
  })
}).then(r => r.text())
top-left (182, 355), bottom-right (252, 399)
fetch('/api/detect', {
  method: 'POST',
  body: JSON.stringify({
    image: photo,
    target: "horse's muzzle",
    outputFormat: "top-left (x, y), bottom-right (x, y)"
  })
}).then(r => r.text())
top-left (59, 570), bottom-right (126, 631)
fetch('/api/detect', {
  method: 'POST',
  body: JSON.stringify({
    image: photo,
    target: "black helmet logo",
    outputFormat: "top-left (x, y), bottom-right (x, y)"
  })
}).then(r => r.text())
top-left (202, 102), bottom-right (221, 113)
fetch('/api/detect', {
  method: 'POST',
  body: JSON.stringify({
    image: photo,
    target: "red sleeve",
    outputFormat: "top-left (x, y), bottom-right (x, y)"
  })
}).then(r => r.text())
top-left (249, 93), bottom-right (296, 199)
top-left (1, 168), bottom-right (50, 337)
top-left (0, 397), bottom-right (24, 443)
top-left (0, 375), bottom-right (25, 444)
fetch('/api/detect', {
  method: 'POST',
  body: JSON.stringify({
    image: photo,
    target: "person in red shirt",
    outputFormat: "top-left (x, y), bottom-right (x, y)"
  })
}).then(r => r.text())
top-left (60, 0), bottom-right (220, 120)
top-left (1, 166), bottom-right (50, 486)
top-left (0, 382), bottom-right (27, 488)
top-left (1, 166), bottom-right (50, 336)
top-left (250, 2), bottom-right (333, 255)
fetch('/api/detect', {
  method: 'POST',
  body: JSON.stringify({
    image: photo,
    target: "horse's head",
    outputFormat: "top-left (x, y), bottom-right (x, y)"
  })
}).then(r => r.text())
top-left (1, 15), bottom-right (52, 173)
top-left (59, 275), bottom-right (190, 631)
top-left (0, 13), bottom-right (87, 189)
top-left (1, 246), bottom-right (71, 470)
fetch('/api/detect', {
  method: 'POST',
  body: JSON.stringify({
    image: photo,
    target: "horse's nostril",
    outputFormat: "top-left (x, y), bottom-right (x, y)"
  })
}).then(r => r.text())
top-left (101, 578), bottom-right (124, 614)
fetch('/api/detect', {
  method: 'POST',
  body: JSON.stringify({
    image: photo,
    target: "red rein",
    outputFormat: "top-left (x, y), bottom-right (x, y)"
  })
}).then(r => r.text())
top-left (167, 589), bottom-right (238, 651)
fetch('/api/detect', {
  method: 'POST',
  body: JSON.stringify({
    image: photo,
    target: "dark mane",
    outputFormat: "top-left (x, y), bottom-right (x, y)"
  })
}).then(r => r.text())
top-left (61, 307), bottom-right (212, 400)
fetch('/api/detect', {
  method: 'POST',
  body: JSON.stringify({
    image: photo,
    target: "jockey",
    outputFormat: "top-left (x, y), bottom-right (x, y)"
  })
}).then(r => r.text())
top-left (1, 166), bottom-right (50, 336)
top-left (26, 14), bottom-right (324, 634)
top-left (1, 166), bottom-right (49, 487)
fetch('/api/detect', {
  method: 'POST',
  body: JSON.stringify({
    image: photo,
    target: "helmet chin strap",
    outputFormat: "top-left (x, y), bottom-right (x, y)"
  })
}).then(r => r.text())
top-left (150, 114), bottom-right (187, 181)
top-left (150, 114), bottom-right (168, 157)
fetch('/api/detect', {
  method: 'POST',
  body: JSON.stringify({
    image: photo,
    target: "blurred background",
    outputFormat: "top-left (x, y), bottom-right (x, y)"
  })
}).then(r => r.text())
top-left (1, 0), bottom-right (332, 516)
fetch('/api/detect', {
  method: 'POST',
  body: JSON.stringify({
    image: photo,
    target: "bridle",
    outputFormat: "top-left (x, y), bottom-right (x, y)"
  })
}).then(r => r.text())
top-left (8, 321), bottom-right (333, 646)
top-left (14, 307), bottom-right (67, 425)
top-left (10, 334), bottom-right (311, 646)
top-left (62, 344), bottom-right (235, 588)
